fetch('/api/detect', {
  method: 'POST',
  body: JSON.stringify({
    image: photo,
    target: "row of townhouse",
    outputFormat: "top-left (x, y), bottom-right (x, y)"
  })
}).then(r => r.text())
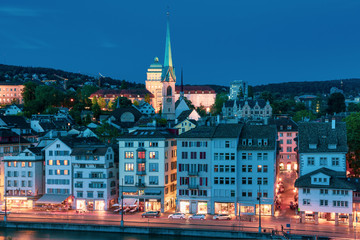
top-left (3, 136), bottom-right (118, 211)
top-left (117, 123), bottom-right (277, 216)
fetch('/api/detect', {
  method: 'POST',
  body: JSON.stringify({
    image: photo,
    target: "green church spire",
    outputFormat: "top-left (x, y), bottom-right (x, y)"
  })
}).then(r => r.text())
top-left (162, 12), bottom-right (176, 82)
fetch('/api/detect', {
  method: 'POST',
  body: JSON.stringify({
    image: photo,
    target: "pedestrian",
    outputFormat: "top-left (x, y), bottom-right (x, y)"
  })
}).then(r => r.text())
top-left (281, 225), bottom-right (284, 232)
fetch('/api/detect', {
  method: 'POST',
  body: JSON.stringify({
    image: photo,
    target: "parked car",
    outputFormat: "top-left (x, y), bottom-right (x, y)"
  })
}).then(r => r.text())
top-left (168, 213), bottom-right (186, 219)
top-left (213, 214), bottom-right (232, 220)
top-left (75, 209), bottom-right (87, 214)
top-left (189, 214), bottom-right (206, 220)
top-left (142, 211), bottom-right (161, 218)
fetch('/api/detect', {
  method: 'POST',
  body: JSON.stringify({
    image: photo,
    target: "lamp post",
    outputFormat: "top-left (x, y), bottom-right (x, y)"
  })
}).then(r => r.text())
top-left (4, 190), bottom-right (8, 223)
top-left (120, 178), bottom-right (124, 227)
top-left (257, 165), bottom-right (262, 233)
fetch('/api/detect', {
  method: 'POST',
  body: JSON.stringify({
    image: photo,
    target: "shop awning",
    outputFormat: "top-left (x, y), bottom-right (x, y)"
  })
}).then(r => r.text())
top-left (36, 194), bottom-right (70, 204)
top-left (120, 198), bottom-right (138, 206)
top-left (144, 190), bottom-right (161, 195)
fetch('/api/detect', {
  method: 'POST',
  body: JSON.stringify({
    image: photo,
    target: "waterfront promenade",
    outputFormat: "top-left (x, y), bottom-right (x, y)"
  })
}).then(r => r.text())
top-left (0, 210), bottom-right (357, 239)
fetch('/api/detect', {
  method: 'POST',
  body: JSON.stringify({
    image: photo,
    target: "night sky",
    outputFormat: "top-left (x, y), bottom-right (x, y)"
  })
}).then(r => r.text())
top-left (0, 0), bottom-right (359, 86)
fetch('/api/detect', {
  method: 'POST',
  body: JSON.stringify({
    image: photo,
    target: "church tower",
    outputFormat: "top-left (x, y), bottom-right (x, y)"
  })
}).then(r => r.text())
top-left (161, 13), bottom-right (176, 120)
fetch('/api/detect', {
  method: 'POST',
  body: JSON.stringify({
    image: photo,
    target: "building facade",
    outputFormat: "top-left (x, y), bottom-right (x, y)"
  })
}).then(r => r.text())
top-left (222, 99), bottom-right (272, 119)
top-left (229, 80), bottom-right (248, 100)
top-left (118, 129), bottom-right (177, 213)
top-left (0, 82), bottom-right (24, 105)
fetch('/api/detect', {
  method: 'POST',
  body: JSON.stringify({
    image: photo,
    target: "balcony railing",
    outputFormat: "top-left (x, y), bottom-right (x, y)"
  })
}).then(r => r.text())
top-left (136, 171), bottom-right (146, 175)
top-left (135, 182), bottom-right (146, 188)
top-left (188, 184), bottom-right (199, 189)
top-left (188, 171), bottom-right (198, 176)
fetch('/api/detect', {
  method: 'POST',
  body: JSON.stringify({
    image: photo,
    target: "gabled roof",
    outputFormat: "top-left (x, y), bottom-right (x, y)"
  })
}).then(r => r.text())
top-left (0, 116), bottom-right (30, 129)
top-left (177, 110), bottom-right (193, 122)
top-left (224, 99), bottom-right (268, 108)
top-left (28, 147), bottom-right (43, 155)
top-left (295, 168), bottom-right (354, 190)
top-left (274, 117), bottom-right (298, 132)
top-left (238, 124), bottom-right (277, 150)
top-left (298, 121), bottom-right (347, 153)
top-left (70, 146), bottom-right (110, 156)
top-left (0, 129), bottom-right (30, 144)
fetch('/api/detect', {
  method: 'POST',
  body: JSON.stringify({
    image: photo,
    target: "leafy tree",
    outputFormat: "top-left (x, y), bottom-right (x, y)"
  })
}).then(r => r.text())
top-left (184, 97), bottom-right (195, 110)
top-left (22, 81), bottom-right (38, 103)
top-left (114, 97), bottom-right (132, 108)
top-left (81, 85), bottom-right (98, 100)
top-left (260, 91), bottom-right (274, 103)
top-left (92, 102), bottom-right (101, 120)
top-left (248, 85), bottom-right (254, 98)
top-left (69, 109), bottom-right (82, 124)
top-left (157, 118), bottom-right (167, 127)
top-left (327, 92), bottom-right (346, 114)
top-left (97, 97), bottom-right (107, 109)
top-left (144, 94), bottom-right (151, 104)
top-left (196, 105), bottom-right (207, 117)
top-left (92, 96), bottom-right (97, 106)
top-left (95, 122), bottom-right (121, 144)
top-left (211, 92), bottom-right (228, 115)
top-left (345, 112), bottom-right (360, 177)
top-left (293, 110), bottom-right (316, 122)
top-left (133, 100), bottom-right (139, 106)
top-left (348, 103), bottom-right (360, 112)
top-left (107, 100), bottom-right (114, 109)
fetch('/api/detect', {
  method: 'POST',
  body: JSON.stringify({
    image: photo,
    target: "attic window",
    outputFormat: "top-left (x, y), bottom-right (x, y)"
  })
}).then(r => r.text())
top-left (328, 144), bottom-right (337, 149)
top-left (264, 139), bottom-right (268, 146)
top-left (248, 139), bottom-right (252, 146)
top-left (309, 144), bottom-right (317, 149)
top-left (258, 139), bottom-right (262, 146)
top-left (242, 139), bottom-right (246, 145)
top-left (287, 125), bottom-right (292, 130)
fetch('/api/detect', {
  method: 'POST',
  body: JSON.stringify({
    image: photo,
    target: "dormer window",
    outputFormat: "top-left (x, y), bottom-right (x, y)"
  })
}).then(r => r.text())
top-left (328, 144), bottom-right (337, 149)
top-left (248, 139), bottom-right (252, 146)
top-left (258, 139), bottom-right (262, 146)
top-left (280, 125), bottom-right (283, 130)
top-left (242, 139), bottom-right (246, 145)
top-left (287, 125), bottom-right (292, 130)
top-left (309, 144), bottom-right (317, 149)
top-left (264, 139), bottom-right (268, 146)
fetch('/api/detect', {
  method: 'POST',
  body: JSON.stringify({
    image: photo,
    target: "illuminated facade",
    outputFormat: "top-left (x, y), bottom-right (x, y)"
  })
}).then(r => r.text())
top-left (0, 82), bottom-right (24, 105)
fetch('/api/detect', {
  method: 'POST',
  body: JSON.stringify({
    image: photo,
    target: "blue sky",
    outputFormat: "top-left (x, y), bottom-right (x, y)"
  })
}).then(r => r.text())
top-left (0, 0), bottom-right (359, 86)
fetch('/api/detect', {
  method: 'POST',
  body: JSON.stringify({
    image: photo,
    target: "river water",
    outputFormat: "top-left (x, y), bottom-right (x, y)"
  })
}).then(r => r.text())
top-left (0, 229), bottom-right (236, 240)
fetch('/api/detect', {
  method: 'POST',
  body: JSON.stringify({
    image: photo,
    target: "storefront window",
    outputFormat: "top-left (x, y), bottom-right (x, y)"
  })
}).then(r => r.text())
top-left (255, 204), bottom-right (272, 216)
top-left (76, 199), bottom-right (86, 210)
top-left (180, 201), bottom-right (190, 213)
top-left (95, 200), bottom-right (105, 211)
top-left (240, 205), bottom-right (255, 215)
top-left (145, 200), bottom-right (161, 211)
top-left (215, 202), bottom-right (235, 214)
top-left (197, 202), bottom-right (208, 214)
top-left (279, 163), bottom-right (284, 171)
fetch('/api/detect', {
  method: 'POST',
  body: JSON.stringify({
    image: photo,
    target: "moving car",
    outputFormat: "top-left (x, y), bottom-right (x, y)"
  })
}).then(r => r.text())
top-left (141, 211), bottom-right (161, 218)
top-left (168, 213), bottom-right (186, 219)
top-left (213, 214), bottom-right (232, 220)
top-left (189, 214), bottom-right (206, 220)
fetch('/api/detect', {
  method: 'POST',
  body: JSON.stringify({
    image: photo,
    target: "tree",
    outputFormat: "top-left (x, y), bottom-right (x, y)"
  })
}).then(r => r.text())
top-left (211, 92), bottom-right (228, 115)
top-left (133, 100), bottom-right (139, 106)
top-left (237, 86), bottom-right (244, 100)
top-left (248, 85), bottom-right (254, 98)
top-left (348, 103), bottom-right (360, 112)
top-left (184, 97), bottom-right (195, 110)
top-left (293, 110), bottom-right (316, 122)
top-left (81, 85), bottom-right (98, 100)
top-left (327, 92), bottom-right (346, 114)
top-left (95, 122), bottom-right (121, 144)
top-left (196, 105), bottom-right (207, 117)
top-left (97, 97), bottom-right (107, 109)
top-left (92, 102), bottom-right (101, 120)
top-left (22, 81), bottom-right (38, 104)
top-left (345, 112), bottom-right (360, 177)
top-left (260, 91), bottom-right (273, 103)
top-left (107, 100), bottom-right (114, 109)
top-left (157, 118), bottom-right (167, 127)
top-left (115, 97), bottom-right (132, 108)
top-left (92, 96), bottom-right (97, 106)
top-left (144, 94), bottom-right (151, 104)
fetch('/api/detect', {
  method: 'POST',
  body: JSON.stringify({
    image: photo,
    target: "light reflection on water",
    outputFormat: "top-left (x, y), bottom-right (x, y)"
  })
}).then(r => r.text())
top-left (0, 229), bottom-right (235, 240)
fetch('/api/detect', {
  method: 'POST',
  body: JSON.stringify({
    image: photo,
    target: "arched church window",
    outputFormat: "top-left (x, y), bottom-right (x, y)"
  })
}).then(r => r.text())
top-left (167, 86), bottom-right (172, 96)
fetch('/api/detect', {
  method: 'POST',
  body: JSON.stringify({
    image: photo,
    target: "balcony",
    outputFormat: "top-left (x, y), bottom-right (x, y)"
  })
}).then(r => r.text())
top-left (135, 182), bottom-right (146, 188)
top-left (188, 184), bottom-right (199, 190)
top-left (136, 158), bottom-right (146, 163)
top-left (136, 171), bottom-right (146, 175)
top-left (188, 171), bottom-right (198, 176)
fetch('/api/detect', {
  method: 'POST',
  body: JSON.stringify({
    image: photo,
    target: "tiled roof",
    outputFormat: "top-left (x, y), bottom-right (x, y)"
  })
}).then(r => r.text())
top-left (298, 121), bottom-right (347, 153)
top-left (28, 147), bottom-right (43, 155)
top-left (295, 168), bottom-right (354, 190)
top-left (0, 116), bottom-right (30, 129)
top-left (177, 110), bottom-right (193, 122)
top-left (70, 146), bottom-right (109, 156)
top-left (178, 124), bottom-right (243, 139)
top-left (90, 89), bottom-right (154, 98)
top-left (118, 129), bottom-right (177, 139)
top-left (59, 136), bottom-right (102, 148)
top-left (175, 85), bottom-right (215, 94)
top-left (238, 124), bottom-right (277, 150)
top-left (0, 129), bottom-right (30, 144)
top-left (274, 117), bottom-right (298, 131)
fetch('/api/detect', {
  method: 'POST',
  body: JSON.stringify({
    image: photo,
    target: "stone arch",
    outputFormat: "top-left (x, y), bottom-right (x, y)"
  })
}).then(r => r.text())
top-left (167, 86), bottom-right (172, 96)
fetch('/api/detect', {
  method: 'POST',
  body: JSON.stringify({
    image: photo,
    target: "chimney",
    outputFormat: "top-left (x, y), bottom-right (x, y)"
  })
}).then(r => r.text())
top-left (332, 118), bottom-right (336, 129)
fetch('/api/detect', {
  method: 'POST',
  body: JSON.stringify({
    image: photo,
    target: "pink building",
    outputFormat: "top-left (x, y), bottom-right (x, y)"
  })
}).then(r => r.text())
top-left (0, 82), bottom-right (24, 105)
top-left (275, 117), bottom-right (298, 172)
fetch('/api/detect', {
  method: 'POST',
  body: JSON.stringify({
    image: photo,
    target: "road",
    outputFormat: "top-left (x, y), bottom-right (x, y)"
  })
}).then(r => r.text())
top-left (2, 210), bottom-right (359, 240)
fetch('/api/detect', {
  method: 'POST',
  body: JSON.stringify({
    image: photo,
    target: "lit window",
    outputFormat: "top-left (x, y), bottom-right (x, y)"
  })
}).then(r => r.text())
top-left (21, 162), bottom-right (26, 167)
top-left (64, 160), bottom-right (69, 166)
top-left (48, 160), bottom-right (53, 165)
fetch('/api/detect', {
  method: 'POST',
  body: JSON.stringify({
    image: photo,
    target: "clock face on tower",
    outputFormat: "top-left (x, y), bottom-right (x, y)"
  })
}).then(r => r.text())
top-left (166, 98), bottom-right (172, 103)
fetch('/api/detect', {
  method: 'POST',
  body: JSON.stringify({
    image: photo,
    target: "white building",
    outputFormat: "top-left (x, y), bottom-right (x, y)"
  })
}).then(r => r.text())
top-left (237, 124), bottom-right (277, 216)
top-left (3, 147), bottom-right (44, 209)
top-left (295, 120), bottom-right (352, 226)
top-left (118, 129), bottom-right (177, 212)
top-left (230, 80), bottom-right (248, 100)
top-left (72, 146), bottom-right (117, 211)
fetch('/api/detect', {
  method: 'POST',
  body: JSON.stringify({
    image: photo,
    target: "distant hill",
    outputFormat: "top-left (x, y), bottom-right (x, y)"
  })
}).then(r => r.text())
top-left (252, 79), bottom-right (360, 96)
top-left (0, 64), bottom-right (144, 90)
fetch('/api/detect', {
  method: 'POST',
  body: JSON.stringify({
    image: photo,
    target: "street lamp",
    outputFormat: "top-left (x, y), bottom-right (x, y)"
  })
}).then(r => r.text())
top-left (120, 178), bottom-right (124, 227)
top-left (4, 190), bottom-right (8, 223)
top-left (257, 165), bottom-right (262, 233)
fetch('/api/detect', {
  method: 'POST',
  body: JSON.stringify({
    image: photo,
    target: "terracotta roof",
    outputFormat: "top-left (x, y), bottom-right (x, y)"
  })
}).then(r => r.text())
top-left (175, 85), bottom-right (215, 94)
